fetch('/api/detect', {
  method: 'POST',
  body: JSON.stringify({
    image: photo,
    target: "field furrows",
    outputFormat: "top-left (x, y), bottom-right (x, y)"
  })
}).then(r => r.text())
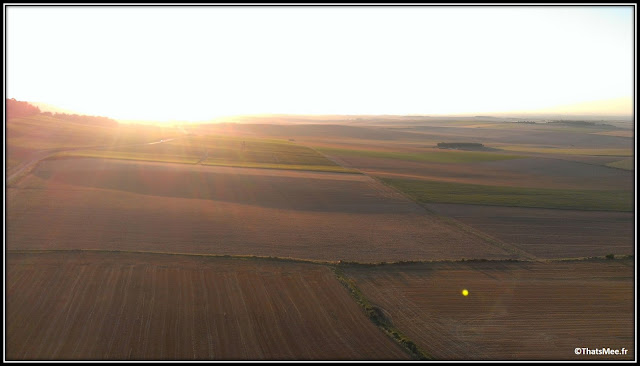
top-left (6, 252), bottom-right (410, 360)
top-left (344, 260), bottom-right (634, 360)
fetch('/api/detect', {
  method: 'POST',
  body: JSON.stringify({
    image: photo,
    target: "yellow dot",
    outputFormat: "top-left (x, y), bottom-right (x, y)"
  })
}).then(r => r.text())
top-left (462, 289), bottom-right (469, 296)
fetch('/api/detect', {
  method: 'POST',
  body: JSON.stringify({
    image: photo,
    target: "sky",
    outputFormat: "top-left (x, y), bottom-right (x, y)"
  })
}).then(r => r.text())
top-left (5, 5), bottom-right (635, 122)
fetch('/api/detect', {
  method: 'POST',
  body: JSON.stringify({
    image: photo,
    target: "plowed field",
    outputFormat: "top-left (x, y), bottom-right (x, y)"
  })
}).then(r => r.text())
top-left (344, 260), bottom-right (634, 360)
top-left (6, 252), bottom-right (409, 360)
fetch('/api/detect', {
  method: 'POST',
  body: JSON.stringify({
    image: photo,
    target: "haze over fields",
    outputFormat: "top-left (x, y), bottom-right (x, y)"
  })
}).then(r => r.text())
top-left (4, 4), bottom-right (636, 362)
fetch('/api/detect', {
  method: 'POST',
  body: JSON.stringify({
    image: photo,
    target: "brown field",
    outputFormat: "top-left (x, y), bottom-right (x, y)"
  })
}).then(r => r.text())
top-left (320, 154), bottom-right (634, 191)
top-left (6, 158), bottom-right (516, 262)
top-left (6, 251), bottom-right (409, 360)
top-left (427, 203), bottom-right (635, 259)
top-left (344, 259), bottom-right (634, 360)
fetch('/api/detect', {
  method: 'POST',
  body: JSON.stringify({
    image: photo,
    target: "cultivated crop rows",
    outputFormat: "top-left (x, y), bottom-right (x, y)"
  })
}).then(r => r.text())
top-left (6, 252), bottom-right (409, 360)
top-left (344, 260), bottom-right (634, 360)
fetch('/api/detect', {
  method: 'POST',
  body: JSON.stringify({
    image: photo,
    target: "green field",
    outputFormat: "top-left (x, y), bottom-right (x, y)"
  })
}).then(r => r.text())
top-left (317, 147), bottom-right (523, 164)
top-left (380, 178), bottom-right (633, 211)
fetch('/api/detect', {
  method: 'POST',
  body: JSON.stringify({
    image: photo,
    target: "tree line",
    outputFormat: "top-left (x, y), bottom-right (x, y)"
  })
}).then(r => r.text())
top-left (6, 98), bottom-right (118, 127)
top-left (6, 98), bottom-right (40, 119)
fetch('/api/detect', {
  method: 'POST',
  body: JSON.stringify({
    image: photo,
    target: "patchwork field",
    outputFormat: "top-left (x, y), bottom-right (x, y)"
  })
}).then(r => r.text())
top-left (426, 204), bottom-right (635, 259)
top-left (6, 251), bottom-right (409, 360)
top-left (7, 158), bottom-right (516, 262)
top-left (5, 111), bottom-right (635, 361)
top-left (309, 128), bottom-right (634, 264)
top-left (343, 259), bottom-right (635, 360)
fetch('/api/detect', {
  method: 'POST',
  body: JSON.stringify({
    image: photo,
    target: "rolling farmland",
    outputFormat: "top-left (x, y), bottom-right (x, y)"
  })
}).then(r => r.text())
top-left (5, 109), bottom-right (635, 361)
top-left (310, 126), bottom-right (634, 264)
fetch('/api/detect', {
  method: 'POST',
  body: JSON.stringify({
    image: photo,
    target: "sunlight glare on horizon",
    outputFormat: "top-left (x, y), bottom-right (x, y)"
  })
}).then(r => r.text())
top-left (6, 6), bottom-right (634, 122)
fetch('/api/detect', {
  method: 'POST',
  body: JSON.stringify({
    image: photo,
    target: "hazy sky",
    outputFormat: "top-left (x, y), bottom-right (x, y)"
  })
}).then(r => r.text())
top-left (6, 5), bottom-right (634, 121)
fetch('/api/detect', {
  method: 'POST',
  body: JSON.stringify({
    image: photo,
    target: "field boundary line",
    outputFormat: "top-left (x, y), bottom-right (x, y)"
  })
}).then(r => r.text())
top-left (7, 249), bottom-right (631, 266)
top-left (423, 204), bottom-right (540, 261)
top-left (5, 248), bottom-right (530, 266)
top-left (5, 249), bottom-right (335, 266)
top-left (369, 176), bottom-right (541, 261)
top-left (196, 148), bottom-right (209, 165)
top-left (301, 144), bottom-right (366, 173)
top-left (6, 155), bottom-right (50, 186)
top-left (305, 144), bottom-right (542, 260)
top-left (331, 266), bottom-right (433, 360)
